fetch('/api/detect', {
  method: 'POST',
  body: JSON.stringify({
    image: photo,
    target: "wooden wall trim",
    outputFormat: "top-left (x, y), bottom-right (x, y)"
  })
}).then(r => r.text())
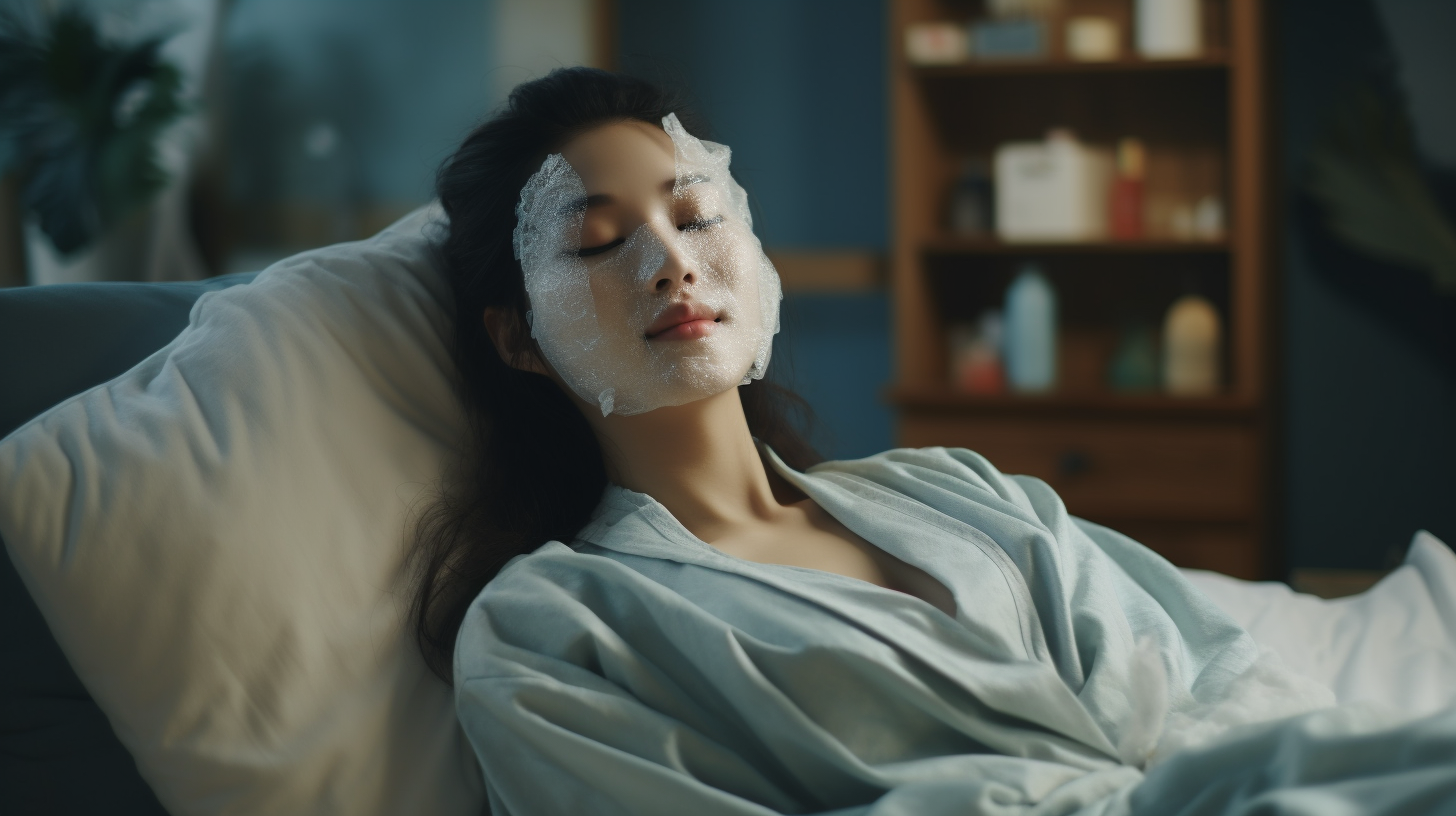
top-left (767, 250), bottom-right (884, 292)
top-left (592, 0), bottom-right (618, 71)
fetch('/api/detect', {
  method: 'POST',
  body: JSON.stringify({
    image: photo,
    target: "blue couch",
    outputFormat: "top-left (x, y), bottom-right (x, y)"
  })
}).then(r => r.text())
top-left (0, 274), bottom-right (255, 814)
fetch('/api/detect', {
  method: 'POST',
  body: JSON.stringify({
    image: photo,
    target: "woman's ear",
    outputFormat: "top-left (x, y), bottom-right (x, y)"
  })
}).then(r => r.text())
top-left (483, 306), bottom-right (550, 375)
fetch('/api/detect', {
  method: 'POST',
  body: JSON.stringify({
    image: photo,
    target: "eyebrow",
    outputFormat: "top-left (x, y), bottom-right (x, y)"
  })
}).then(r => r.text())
top-left (565, 174), bottom-right (707, 213)
top-left (566, 194), bottom-right (611, 214)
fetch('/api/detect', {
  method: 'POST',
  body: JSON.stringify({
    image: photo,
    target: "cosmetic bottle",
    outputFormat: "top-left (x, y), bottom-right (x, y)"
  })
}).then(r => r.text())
top-left (1109, 138), bottom-right (1145, 240)
top-left (950, 310), bottom-right (1005, 394)
top-left (1107, 322), bottom-right (1159, 392)
top-left (1066, 16), bottom-right (1120, 61)
top-left (950, 158), bottom-right (994, 237)
top-left (1193, 195), bottom-right (1225, 239)
top-left (1162, 294), bottom-right (1221, 395)
top-left (1003, 267), bottom-right (1058, 393)
top-left (1136, 0), bottom-right (1202, 59)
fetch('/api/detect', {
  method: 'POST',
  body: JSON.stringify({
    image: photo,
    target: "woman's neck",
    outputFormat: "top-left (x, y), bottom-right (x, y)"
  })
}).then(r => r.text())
top-left (584, 387), bottom-right (784, 543)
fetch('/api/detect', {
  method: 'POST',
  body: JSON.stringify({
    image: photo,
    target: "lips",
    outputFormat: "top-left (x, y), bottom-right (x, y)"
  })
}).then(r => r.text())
top-left (646, 301), bottom-right (721, 341)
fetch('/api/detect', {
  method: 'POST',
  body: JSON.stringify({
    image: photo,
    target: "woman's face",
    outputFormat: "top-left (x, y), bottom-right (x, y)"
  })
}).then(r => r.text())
top-left (512, 114), bottom-right (781, 416)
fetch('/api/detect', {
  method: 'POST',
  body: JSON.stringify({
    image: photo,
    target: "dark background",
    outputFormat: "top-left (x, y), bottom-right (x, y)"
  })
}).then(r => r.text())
top-left (614, 0), bottom-right (1455, 570)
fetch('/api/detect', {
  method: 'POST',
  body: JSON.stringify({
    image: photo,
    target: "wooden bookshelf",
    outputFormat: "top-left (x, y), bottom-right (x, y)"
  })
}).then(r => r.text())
top-left (890, 0), bottom-right (1273, 578)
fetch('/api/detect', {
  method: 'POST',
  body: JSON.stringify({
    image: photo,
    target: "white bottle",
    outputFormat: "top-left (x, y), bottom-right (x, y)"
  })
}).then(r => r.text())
top-left (1162, 295), bottom-right (1221, 395)
top-left (1136, 0), bottom-right (1202, 59)
top-left (1003, 267), bottom-right (1058, 392)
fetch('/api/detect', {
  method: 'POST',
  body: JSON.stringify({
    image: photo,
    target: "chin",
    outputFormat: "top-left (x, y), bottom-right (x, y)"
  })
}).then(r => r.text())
top-left (602, 358), bottom-right (755, 416)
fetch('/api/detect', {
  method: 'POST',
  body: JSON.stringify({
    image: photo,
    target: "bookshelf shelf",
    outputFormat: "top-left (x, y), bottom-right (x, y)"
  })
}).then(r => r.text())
top-left (888, 386), bottom-right (1257, 419)
top-left (890, 0), bottom-right (1273, 578)
top-left (922, 237), bottom-right (1230, 256)
top-left (912, 55), bottom-right (1228, 78)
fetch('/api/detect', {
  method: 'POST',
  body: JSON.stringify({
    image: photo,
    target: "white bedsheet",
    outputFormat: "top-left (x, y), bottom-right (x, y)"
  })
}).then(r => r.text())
top-left (1181, 530), bottom-right (1456, 718)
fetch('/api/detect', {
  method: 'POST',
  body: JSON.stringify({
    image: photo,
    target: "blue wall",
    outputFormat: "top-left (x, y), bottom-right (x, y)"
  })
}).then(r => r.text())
top-left (225, 0), bottom-right (495, 206)
top-left (619, 0), bottom-right (895, 460)
top-left (618, 1), bottom-right (888, 250)
top-left (776, 293), bottom-right (894, 460)
top-left (219, 0), bottom-right (897, 460)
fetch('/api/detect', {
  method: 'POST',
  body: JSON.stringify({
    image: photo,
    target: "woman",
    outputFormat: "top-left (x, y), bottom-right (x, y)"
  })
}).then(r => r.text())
top-left (416, 68), bottom-right (1456, 815)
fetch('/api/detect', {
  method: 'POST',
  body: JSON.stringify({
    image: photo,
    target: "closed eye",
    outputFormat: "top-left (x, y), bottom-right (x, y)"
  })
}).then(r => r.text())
top-left (576, 237), bottom-right (625, 258)
top-left (679, 215), bottom-right (724, 231)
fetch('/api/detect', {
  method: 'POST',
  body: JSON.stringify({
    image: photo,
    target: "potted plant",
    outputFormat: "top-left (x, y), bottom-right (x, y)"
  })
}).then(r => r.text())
top-left (0, 6), bottom-right (185, 285)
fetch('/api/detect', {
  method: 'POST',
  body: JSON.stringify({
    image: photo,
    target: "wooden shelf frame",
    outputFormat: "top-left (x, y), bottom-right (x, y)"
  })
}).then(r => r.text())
top-left (888, 0), bottom-right (1274, 578)
top-left (890, 0), bottom-right (1267, 401)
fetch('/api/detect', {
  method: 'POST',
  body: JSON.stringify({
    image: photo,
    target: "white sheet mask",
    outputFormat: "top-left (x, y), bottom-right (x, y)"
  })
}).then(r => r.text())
top-left (512, 113), bottom-right (782, 416)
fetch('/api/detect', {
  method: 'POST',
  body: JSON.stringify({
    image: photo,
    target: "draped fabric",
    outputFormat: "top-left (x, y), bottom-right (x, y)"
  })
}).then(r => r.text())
top-left (455, 447), bottom-right (1456, 815)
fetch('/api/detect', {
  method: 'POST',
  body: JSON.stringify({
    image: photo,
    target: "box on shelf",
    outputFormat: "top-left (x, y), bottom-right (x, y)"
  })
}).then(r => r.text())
top-left (971, 18), bottom-right (1046, 60)
top-left (905, 22), bottom-right (970, 65)
top-left (994, 130), bottom-right (1112, 242)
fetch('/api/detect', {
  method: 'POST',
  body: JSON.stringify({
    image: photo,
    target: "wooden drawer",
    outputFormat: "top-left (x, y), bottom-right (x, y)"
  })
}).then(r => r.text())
top-left (901, 416), bottom-right (1260, 522)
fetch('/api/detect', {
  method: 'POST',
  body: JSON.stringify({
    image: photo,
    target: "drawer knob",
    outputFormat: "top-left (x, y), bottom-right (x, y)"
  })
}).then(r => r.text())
top-left (1058, 450), bottom-right (1091, 477)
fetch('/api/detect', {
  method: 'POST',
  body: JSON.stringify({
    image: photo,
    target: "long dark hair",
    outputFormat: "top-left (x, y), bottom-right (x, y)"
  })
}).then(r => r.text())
top-left (412, 67), bottom-right (823, 682)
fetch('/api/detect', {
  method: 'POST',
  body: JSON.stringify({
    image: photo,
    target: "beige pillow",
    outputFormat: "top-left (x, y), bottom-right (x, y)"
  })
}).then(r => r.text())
top-left (0, 208), bottom-right (483, 815)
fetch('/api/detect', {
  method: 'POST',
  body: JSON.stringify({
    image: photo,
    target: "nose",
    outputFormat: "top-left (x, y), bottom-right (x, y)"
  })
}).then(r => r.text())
top-left (650, 228), bottom-right (697, 293)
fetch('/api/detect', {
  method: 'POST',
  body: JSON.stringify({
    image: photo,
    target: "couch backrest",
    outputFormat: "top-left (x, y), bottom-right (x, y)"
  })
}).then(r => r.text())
top-left (0, 273), bottom-right (254, 816)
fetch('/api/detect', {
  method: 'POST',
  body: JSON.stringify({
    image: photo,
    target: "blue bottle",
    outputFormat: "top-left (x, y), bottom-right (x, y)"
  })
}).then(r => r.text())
top-left (1003, 266), bottom-right (1058, 393)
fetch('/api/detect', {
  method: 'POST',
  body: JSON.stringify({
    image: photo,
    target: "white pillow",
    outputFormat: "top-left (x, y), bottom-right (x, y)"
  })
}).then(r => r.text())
top-left (0, 208), bottom-right (483, 815)
top-left (1182, 530), bottom-right (1456, 718)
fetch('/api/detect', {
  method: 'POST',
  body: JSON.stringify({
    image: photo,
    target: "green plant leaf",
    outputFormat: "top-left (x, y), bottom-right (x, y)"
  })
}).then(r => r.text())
top-left (0, 6), bottom-right (186, 255)
top-left (1306, 84), bottom-right (1456, 294)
